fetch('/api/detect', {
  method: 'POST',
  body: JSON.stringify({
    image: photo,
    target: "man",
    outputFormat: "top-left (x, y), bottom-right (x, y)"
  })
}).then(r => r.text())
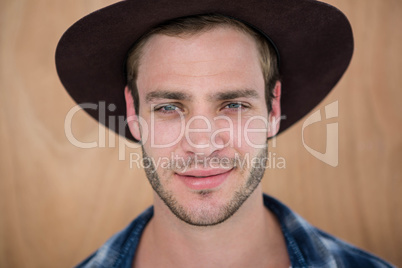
top-left (56, 0), bottom-right (393, 267)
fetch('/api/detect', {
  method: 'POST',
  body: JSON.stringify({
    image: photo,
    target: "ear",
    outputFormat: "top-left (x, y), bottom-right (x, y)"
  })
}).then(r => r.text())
top-left (124, 86), bottom-right (141, 141)
top-left (268, 81), bottom-right (281, 138)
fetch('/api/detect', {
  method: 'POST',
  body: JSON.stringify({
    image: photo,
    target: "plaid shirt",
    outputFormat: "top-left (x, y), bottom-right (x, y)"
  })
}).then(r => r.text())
top-left (76, 194), bottom-right (394, 268)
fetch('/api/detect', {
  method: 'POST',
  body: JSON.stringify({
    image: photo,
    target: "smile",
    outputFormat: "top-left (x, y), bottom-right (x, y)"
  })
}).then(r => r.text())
top-left (175, 168), bottom-right (233, 191)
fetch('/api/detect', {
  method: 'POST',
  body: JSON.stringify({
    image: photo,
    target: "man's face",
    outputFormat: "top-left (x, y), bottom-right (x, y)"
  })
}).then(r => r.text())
top-left (126, 27), bottom-right (279, 226)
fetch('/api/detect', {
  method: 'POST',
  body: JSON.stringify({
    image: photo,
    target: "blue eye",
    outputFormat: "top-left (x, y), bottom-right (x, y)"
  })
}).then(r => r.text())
top-left (222, 102), bottom-right (249, 113)
top-left (154, 104), bottom-right (181, 114)
top-left (162, 104), bottom-right (177, 111)
top-left (226, 103), bottom-right (242, 109)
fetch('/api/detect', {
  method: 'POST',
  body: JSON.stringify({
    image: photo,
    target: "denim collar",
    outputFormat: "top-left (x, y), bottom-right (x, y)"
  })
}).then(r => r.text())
top-left (77, 194), bottom-right (393, 268)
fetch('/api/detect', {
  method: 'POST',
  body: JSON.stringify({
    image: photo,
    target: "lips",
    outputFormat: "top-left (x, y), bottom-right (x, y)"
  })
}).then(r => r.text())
top-left (175, 168), bottom-right (233, 191)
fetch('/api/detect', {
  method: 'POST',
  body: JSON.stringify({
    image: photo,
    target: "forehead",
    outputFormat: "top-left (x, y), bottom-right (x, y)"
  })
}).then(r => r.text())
top-left (136, 26), bottom-right (264, 99)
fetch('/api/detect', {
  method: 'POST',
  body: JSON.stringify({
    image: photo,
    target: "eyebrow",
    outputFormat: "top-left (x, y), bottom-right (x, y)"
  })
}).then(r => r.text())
top-left (145, 88), bottom-right (260, 103)
top-left (209, 89), bottom-right (260, 101)
top-left (145, 90), bottom-right (192, 103)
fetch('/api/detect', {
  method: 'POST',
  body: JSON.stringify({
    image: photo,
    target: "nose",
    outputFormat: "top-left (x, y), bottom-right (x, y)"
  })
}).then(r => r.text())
top-left (180, 114), bottom-right (226, 156)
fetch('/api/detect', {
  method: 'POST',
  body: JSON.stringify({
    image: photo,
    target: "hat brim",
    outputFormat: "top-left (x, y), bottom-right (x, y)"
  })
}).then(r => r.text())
top-left (55, 0), bottom-right (353, 142)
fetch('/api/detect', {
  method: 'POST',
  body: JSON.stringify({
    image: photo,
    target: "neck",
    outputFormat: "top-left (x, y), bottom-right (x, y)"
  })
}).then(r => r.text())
top-left (134, 187), bottom-right (290, 268)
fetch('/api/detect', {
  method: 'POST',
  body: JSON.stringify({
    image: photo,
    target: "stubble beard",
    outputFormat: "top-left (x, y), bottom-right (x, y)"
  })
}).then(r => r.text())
top-left (141, 146), bottom-right (268, 227)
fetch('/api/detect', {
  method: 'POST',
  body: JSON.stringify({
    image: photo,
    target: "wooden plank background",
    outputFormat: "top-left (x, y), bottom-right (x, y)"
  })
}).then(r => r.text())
top-left (0, 0), bottom-right (401, 267)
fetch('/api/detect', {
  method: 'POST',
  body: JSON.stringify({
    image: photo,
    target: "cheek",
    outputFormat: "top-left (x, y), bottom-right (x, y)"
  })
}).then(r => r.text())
top-left (232, 115), bottom-right (268, 149)
top-left (141, 119), bottom-right (185, 148)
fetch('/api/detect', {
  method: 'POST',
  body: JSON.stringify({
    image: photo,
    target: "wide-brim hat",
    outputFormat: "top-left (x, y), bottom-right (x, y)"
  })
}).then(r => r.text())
top-left (55, 0), bottom-right (353, 142)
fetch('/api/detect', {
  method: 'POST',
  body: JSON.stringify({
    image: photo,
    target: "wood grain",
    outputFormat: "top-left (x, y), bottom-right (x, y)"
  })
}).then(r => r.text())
top-left (0, 0), bottom-right (401, 267)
